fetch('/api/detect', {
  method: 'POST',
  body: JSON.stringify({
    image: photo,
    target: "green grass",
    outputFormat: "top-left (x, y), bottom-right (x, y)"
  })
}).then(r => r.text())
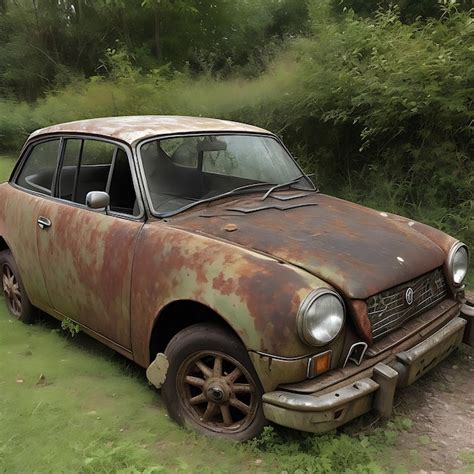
top-left (0, 298), bottom-right (408, 473)
top-left (0, 155), bottom-right (15, 182)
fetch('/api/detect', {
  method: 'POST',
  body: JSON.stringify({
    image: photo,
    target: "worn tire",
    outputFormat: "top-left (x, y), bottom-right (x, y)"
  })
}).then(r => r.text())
top-left (161, 323), bottom-right (266, 441)
top-left (0, 250), bottom-right (37, 324)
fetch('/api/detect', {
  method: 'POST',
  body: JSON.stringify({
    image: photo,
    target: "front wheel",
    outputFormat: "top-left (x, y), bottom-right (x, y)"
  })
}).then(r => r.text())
top-left (161, 323), bottom-right (266, 441)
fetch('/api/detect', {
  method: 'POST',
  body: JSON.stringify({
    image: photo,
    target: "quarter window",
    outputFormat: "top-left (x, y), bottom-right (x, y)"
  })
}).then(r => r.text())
top-left (16, 140), bottom-right (60, 195)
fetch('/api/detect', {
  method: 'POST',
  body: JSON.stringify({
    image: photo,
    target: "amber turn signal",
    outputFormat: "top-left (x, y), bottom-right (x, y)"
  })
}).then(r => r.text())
top-left (307, 350), bottom-right (332, 378)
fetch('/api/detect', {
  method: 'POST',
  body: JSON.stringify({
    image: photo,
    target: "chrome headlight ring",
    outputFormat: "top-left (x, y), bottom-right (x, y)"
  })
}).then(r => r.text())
top-left (297, 288), bottom-right (346, 347)
top-left (447, 241), bottom-right (469, 286)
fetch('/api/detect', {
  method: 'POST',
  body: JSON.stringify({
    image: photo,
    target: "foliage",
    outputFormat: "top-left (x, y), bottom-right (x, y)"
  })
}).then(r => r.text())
top-left (61, 317), bottom-right (81, 337)
top-left (332, 0), bottom-right (473, 22)
top-left (245, 420), bottom-right (415, 473)
top-left (0, 0), bottom-right (472, 281)
top-left (0, 155), bottom-right (15, 182)
top-left (0, 0), bottom-right (309, 100)
top-left (0, 301), bottom-right (396, 472)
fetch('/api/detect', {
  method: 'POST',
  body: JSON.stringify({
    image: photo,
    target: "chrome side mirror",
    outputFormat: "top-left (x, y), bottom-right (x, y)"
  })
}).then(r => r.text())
top-left (86, 191), bottom-right (110, 210)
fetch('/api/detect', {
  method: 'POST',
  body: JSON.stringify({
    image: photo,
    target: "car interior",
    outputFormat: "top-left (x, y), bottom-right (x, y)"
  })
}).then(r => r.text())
top-left (141, 140), bottom-right (260, 213)
top-left (19, 141), bottom-right (139, 216)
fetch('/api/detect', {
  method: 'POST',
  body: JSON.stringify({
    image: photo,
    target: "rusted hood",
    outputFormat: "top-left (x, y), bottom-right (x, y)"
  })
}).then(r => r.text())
top-left (169, 192), bottom-right (447, 299)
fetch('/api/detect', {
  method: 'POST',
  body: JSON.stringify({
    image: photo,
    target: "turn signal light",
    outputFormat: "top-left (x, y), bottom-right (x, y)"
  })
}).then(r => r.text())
top-left (307, 350), bottom-right (331, 378)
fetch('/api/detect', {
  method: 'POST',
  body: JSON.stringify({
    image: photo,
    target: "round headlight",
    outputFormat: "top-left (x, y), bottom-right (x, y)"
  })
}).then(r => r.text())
top-left (297, 289), bottom-right (345, 346)
top-left (449, 242), bottom-right (469, 286)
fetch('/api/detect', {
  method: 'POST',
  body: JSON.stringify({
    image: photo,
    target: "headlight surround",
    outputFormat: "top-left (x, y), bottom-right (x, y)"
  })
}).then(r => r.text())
top-left (448, 242), bottom-right (469, 286)
top-left (297, 289), bottom-right (345, 347)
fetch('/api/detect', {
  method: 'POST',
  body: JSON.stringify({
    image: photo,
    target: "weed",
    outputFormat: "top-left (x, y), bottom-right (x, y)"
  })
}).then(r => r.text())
top-left (61, 317), bottom-right (81, 337)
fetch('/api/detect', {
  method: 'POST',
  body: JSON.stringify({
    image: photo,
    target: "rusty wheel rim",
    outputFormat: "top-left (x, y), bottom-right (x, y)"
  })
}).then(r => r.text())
top-left (177, 351), bottom-right (258, 434)
top-left (2, 264), bottom-right (22, 318)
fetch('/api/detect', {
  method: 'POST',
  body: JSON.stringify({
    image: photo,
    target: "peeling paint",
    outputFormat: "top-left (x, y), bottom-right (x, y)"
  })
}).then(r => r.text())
top-left (146, 353), bottom-right (169, 388)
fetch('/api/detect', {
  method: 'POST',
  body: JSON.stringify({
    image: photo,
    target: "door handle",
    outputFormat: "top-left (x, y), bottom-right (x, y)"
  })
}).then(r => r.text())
top-left (37, 216), bottom-right (52, 230)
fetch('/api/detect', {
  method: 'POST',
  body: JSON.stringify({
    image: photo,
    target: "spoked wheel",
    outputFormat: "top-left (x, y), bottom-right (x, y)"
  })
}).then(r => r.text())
top-left (0, 250), bottom-right (37, 323)
top-left (161, 323), bottom-right (266, 441)
top-left (2, 263), bottom-right (22, 317)
top-left (178, 351), bottom-right (259, 433)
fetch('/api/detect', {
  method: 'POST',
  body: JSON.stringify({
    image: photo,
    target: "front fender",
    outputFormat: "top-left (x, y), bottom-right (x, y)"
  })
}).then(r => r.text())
top-left (130, 221), bottom-right (329, 367)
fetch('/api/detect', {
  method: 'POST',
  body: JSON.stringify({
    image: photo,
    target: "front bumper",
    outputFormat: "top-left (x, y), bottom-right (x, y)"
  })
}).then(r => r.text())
top-left (262, 316), bottom-right (467, 433)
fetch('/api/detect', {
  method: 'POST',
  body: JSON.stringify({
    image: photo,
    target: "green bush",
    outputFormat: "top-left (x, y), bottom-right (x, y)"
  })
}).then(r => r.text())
top-left (0, 1), bottom-right (472, 278)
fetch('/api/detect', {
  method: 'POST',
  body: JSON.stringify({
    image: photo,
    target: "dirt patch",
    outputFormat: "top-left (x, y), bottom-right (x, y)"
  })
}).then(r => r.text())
top-left (393, 293), bottom-right (474, 473)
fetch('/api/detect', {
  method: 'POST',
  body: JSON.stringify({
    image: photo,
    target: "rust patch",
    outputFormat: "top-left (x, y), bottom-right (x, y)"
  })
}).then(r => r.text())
top-left (170, 193), bottom-right (449, 299)
top-left (130, 222), bottom-right (323, 367)
top-left (348, 300), bottom-right (373, 345)
top-left (224, 223), bottom-right (238, 232)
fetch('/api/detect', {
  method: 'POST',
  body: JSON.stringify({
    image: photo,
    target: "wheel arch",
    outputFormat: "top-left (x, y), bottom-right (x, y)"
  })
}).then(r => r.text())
top-left (0, 236), bottom-right (10, 253)
top-left (148, 299), bottom-right (246, 364)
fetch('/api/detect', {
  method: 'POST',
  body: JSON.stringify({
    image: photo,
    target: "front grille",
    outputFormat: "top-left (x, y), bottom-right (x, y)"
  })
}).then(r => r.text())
top-left (367, 268), bottom-right (448, 340)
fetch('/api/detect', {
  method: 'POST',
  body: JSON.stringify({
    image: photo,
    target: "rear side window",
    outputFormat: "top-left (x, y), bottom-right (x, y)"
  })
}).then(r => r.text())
top-left (16, 140), bottom-right (60, 195)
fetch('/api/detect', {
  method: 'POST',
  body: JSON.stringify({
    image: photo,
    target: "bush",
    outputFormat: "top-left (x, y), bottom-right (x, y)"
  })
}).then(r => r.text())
top-left (0, 1), bottom-right (471, 278)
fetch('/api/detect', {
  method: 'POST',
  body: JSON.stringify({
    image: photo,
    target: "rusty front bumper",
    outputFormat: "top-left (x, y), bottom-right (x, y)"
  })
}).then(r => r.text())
top-left (262, 316), bottom-right (467, 433)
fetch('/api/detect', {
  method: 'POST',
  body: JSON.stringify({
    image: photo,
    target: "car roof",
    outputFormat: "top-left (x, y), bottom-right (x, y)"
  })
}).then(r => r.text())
top-left (29, 115), bottom-right (271, 145)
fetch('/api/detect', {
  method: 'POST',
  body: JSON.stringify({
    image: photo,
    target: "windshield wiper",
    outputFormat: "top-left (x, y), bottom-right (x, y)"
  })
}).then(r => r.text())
top-left (159, 174), bottom-right (316, 218)
top-left (260, 175), bottom-right (307, 201)
top-left (159, 181), bottom-right (274, 218)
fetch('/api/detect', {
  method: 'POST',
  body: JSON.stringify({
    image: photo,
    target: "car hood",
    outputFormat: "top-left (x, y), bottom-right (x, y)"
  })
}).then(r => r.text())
top-left (168, 192), bottom-right (446, 299)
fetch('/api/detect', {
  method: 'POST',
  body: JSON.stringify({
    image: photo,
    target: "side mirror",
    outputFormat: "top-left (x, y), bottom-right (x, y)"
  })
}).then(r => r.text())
top-left (86, 191), bottom-right (110, 210)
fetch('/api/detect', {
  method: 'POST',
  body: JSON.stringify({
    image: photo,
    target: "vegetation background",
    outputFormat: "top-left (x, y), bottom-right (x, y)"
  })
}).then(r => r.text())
top-left (0, 0), bottom-right (472, 288)
top-left (0, 1), bottom-right (473, 472)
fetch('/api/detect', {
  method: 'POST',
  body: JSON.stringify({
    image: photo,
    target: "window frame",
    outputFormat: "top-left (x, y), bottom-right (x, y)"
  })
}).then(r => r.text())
top-left (135, 131), bottom-right (311, 218)
top-left (12, 134), bottom-right (145, 222)
top-left (13, 137), bottom-right (62, 197)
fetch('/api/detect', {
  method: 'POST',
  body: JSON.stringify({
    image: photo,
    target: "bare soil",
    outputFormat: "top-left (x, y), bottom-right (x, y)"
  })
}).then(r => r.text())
top-left (392, 291), bottom-right (474, 472)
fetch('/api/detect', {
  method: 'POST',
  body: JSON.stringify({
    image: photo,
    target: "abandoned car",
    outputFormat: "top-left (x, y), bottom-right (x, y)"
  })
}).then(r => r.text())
top-left (0, 116), bottom-right (472, 441)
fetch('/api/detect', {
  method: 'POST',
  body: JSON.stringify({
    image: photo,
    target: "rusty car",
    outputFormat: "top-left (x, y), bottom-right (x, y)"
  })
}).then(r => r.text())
top-left (0, 115), bottom-right (472, 440)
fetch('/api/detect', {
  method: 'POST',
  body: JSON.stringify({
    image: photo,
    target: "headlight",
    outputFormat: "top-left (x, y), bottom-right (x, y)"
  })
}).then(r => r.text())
top-left (297, 289), bottom-right (345, 346)
top-left (448, 242), bottom-right (469, 286)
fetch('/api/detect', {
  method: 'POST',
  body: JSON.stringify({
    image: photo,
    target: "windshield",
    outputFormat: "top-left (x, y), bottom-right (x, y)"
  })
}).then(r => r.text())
top-left (139, 134), bottom-right (311, 215)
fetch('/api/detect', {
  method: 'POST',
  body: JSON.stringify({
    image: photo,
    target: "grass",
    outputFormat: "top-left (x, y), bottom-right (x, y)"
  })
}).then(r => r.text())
top-left (0, 155), bottom-right (15, 182)
top-left (0, 299), bottom-right (400, 473)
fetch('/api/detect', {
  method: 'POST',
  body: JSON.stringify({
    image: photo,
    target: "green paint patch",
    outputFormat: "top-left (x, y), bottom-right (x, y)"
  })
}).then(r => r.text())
top-left (0, 298), bottom-right (400, 472)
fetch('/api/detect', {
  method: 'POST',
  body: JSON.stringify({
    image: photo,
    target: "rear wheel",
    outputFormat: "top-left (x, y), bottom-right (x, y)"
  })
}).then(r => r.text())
top-left (0, 250), bottom-right (37, 323)
top-left (161, 323), bottom-right (266, 441)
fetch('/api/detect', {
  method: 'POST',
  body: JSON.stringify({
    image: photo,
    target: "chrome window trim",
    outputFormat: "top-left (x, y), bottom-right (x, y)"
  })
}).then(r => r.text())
top-left (134, 131), bottom-right (315, 219)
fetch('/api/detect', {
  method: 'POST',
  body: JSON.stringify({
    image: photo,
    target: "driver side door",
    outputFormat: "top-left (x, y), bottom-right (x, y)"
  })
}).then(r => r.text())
top-left (36, 136), bottom-right (144, 352)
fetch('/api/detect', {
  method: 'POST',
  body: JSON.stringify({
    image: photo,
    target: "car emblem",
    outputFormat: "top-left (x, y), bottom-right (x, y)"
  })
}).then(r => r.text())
top-left (405, 287), bottom-right (414, 306)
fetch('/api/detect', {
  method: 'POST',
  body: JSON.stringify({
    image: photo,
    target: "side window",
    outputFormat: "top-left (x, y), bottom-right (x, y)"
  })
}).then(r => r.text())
top-left (74, 140), bottom-right (115, 205)
top-left (58, 139), bottom-right (82, 201)
top-left (56, 138), bottom-right (139, 217)
top-left (16, 140), bottom-right (60, 195)
top-left (109, 149), bottom-right (139, 216)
